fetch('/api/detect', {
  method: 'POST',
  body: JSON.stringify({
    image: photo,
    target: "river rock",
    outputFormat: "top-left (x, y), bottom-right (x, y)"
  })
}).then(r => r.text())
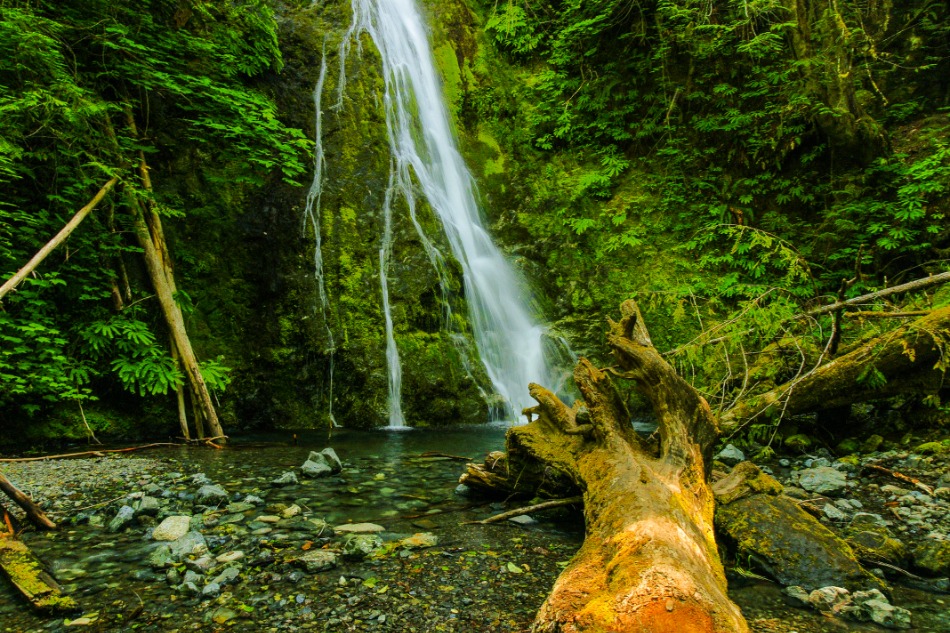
top-left (836, 589), bottom-right (912, 629)
top-left (912, 539), bottom-right (950, 575)
top-left (335, 522), bottom-right (385, 534)
top-left (808, 586), bottom-right (850, 610)
top-left (845, 514), bottom-right (907, 565)
top-left (398, 533), bottom-right (438, 549)
top-left (715, 444), bottom-right (745, 466)
top-left (108, 505), bottom-right (136, 532)
top-left (798, 466), bottom-right (848, 496)
top-left (210, 565), bottom-right (241, 586)
top-left (243, 494), bottom-right (265, 506)
top-left (301, 456), bottom-right (332, 478)
top-left (319, 448), bottom-right (343, 473)
top-left (295, 550), bottom-right (338, 573)
top-left (271, 471), bottom-right (298, 487)
top-left (216, 550), bottom-right (245, 564)
top-left (195, 484), bottom-right (228, 506)
top-left (823, 503), bottom-right (849, 522)
top-left (169, 531), bottom-right (208, 560)
top-left (152, 515), bottom-right (192, 541)
top-left (147, 544), bottom-right (174, 569)
top-left (135, 495), bottom-right (161, 516)
top-left (508, 515), bottom-right (537, 526)
top-left (226, 502), bottom-right (256, 514)
top-left (715, 488), bottom-right (885, 592)
top-left (201, 581), bottom-right (221, 598)
top-left (342, 534), bottom-right (383, 559)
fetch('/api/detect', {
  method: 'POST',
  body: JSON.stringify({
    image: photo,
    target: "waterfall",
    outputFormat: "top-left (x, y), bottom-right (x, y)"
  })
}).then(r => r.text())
top-left (320, 0), bottom-right (557, 424)
top-left (302, 44), bottom-right (337, 427)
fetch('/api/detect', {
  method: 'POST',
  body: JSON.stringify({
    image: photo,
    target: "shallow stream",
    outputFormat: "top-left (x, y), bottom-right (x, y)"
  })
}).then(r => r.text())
top-left (0, 428), bottom-right (945, 631)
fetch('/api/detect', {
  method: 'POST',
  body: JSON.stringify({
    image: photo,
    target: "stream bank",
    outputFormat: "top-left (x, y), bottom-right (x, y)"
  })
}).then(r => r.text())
top-left (1, 428), bottom-right (947, 632)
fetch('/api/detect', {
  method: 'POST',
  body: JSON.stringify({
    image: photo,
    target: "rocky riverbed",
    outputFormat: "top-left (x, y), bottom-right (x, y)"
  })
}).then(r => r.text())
top-left (0, 429), bottom-right (948, 632)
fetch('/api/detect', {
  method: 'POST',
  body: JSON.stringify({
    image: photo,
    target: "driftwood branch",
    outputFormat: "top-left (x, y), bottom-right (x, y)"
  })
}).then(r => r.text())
top-left (0, 177), bottom-right (119, 301)
top-left (464, 496), bottom-right (583, 525)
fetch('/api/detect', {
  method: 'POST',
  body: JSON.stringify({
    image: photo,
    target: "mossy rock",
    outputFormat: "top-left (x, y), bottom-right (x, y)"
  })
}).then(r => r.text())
top-left (837, 438), bottom-right (862, 455)
top-left (916, 441), bottom-right (949, 455)
top-left (844, 517), bottom-right (908, 566)
top-left (715, 494), bottom-right (887, 592)
top-left (913, 540), bottom-right (950, 576)
top-left (783, 434), bottom-right (812, 451)
top-left (862, 434), bottom-right (885, 453)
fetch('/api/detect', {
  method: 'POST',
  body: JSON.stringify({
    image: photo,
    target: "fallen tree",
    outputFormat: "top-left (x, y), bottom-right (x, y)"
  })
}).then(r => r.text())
top-left (720, 304), bottom-right (950, 432)
top-left (466, 300), bottom-right (748, 632)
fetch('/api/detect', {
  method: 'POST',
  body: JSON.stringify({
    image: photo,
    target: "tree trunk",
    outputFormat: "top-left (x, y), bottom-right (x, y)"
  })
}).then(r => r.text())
top-left (721, 304), bottom-right (950, 431)
top-left (0, 177), bottom-right (118, 301)
top-left (473, 301), bottom-right (748, 632)
top-left (129, 205), bottom-right (224, 439)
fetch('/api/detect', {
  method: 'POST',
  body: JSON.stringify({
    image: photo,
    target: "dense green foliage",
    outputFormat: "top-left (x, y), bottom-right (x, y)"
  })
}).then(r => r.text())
top-left (0, 0), bottom-right (308, 432)
top-left (465, 0), bottom-right (950, 432)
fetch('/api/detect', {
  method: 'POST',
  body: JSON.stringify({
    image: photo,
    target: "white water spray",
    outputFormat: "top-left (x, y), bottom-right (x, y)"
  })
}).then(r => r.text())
top-left (322, 0), bottom-right (558, 424)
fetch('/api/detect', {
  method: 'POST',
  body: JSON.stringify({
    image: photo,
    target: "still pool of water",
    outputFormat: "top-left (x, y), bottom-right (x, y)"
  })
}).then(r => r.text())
top-left (1, 427), bottom-right (946, 632)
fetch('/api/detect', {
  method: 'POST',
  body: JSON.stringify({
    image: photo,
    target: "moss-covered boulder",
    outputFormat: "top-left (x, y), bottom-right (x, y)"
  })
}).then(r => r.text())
top-left (714, 463), bottom-right (886, 592)
top-left (844, 513), bottom-right (908, 566)
top-left (913, 540), bottom-right (950, 576)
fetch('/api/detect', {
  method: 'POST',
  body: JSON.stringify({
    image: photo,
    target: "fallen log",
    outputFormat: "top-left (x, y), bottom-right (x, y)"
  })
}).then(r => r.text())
top-left (0, 472), bottom-right (55, 530)
top-left (466, 300), bottom-right (748, 632)
top-left (0, 535), bottom-right (77, 612)
top-left (720, 305), bottom-right (950, 432)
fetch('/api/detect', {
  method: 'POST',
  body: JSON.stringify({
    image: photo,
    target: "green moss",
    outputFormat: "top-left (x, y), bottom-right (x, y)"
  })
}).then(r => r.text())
top-left (916, 441), bottom-right (949, 455)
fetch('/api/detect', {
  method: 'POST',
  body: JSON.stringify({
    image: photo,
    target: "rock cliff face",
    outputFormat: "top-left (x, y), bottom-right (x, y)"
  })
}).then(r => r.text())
top-left (212, 0), bottom-right (502, 429)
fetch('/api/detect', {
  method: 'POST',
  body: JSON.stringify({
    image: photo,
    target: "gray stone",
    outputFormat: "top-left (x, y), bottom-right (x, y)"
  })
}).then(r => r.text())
top-left (508, 515), bottom-right (537, 526)
top-left (823, 503), bottom-right (849, 522)
top-left (271, 471), bottom-right (299, 487)
top-left (243, 494), bottom-right (265, 506)
top-left (195, 484), bottom-right (228, 506)
top-left (839, 589), bottom-right (912, 629)
top-left (210, 566), bottom-right (241, 587)
top-left (135, 496), bottom-right (161, 516)
top-left (454, 484), bottom-right (471, 496)
top-left (301, 458), bottom-right (332, 478)
top-left (185, 555), bottom-right (215, 574)
top-left (226, 502), bottom-right (256, 514)
top-left (334, 522), bottom-right (385, 534)
top-left (191, 473), bottom-right (211, 485)
top-left (798, 467), bottom-right (848, 496)
top-left (152, 515), bottom-right (192, 541)
top-left (108, 505), bottom-right (136, 532)
top-left (178, 581), bottom-right (200, 596)
top-left (168, 531), bottom-right (208, 560)
top-left (296, 549), bottom-right (338, 573)
top-left (319, 448), bottom-right (343, 473)
top-left (397, 533), bottom-right (438, 549)
top-left (201, 581), bottom-right (221, 598)
top-left (147, 544), bottom-right (174, 569)
top-left (183, 570), bottom-right (203, 585)
top-left (808, 586), bottom-right (850, 610)
top-left (342, 534), bottom-right (383, 560)
top-left (715, 444), bottom-right (745, 466)
top-left (783, 585), bottom-right (810, 607)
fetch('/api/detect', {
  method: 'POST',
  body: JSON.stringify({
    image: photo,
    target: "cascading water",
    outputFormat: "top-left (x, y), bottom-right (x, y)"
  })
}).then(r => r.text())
top-left (302, 45), bottom-right (337, 427)
top-left (313, 0), bottom-right (558, 425)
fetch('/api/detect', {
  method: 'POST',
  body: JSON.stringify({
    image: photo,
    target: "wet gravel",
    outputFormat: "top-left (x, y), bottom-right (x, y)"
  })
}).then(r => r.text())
top-left (0, 430), bottom-right (948, 632)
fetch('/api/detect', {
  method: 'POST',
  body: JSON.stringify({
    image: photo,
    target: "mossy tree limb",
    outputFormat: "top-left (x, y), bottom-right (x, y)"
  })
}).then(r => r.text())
top-left (0, 537), bottom-right (76, 612)
top-left (720, 304), bottom-right (950, 432)
top-left (478, 300), bottom-right (748, 632)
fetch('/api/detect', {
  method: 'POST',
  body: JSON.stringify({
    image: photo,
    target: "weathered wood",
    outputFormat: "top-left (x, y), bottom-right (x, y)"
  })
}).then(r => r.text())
top-left (464, 496), bottom-right (583, 525)
top-left (464, 301), bottom-right (748, 632)
top-left (0, 177), bottom-right (118, 301)
top-left (0, 472), bottom-right (55, 530)
top-left (0, 536), bottom-right (77, 612)
top-left (803, 271), bottom-right (950, 318)
top-left (721, 305), bottom-right (950, 431)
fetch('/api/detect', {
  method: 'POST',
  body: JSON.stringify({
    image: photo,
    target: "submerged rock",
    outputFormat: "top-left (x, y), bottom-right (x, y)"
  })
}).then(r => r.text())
top-left (334, 522), bottom-right (385, 534)
top-left (318, 448), bottom-right (343, 473)
top-left (271, 471), bottom-right (299, 487)
top-left (107, 505), bottom-right (135, 533)
top-left (301, 456), bottom-right (332, 478)
top-left (913, 539), bottom-right (950, 575)
top-left (294, 550), bottom-right (338, 573)
top-left (342, 534), bottom-right (383, 559)
top-left (195, 484), bottom-right (228, 506)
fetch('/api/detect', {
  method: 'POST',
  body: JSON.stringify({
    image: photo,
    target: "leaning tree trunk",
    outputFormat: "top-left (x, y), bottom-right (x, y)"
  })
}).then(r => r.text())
top-left (496, 301), bottom-right (747, 632)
